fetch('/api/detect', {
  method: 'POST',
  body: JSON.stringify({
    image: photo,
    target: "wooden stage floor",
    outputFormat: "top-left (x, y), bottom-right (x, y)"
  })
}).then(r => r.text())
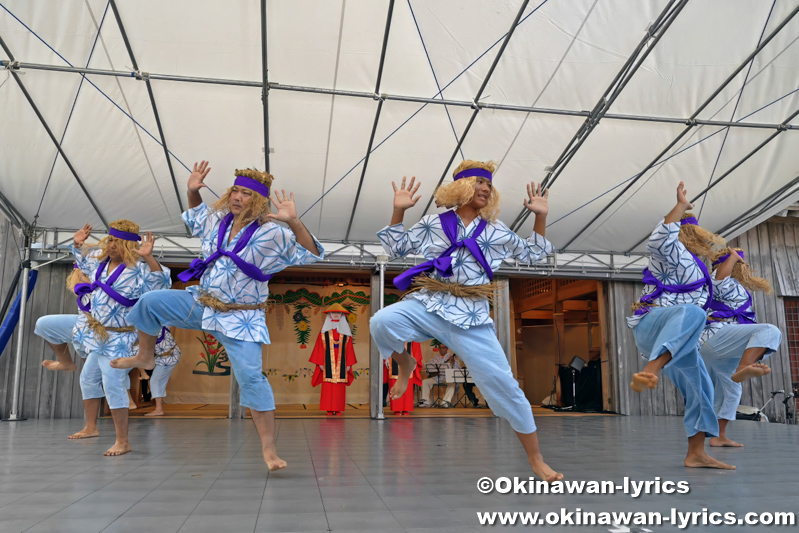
top-left (128, 403), bottom-right (615, 419)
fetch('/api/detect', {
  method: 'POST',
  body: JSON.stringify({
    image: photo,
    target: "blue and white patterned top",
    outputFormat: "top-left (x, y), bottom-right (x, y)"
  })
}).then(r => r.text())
top-left (182, 203), bottom-right (325, 343)
top-left (71, 245), bottom-right (172, 357)
top-left (378, 213), bottom-right (553, 329)
top-left (700, 276), bottom-right (750, 344)
top-left (627, 220), bottom-right (710, 329)
top-left (71, 313), bottom-right (89, 359)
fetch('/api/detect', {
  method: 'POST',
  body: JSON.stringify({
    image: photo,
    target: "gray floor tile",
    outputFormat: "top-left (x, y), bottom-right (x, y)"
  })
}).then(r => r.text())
top-left (178, 513), bottom-right (258, 533)
top-left (255, 512), bottom-right (329, 532)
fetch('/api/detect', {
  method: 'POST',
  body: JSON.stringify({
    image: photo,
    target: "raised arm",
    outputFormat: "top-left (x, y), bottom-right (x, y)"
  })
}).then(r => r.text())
top-left (664, 181), bottom-right (692, 224)
top-left (714, 248), bottom-right (742, 281)
top-left (133, 232), bottom-right (163, 273)
top-left (187, 160), bottom-right (211, 209)
top-left (390, 176), bottom-right (421, 226)
top-left (523, 181), bottom-right (548, 238)
top-left (70, 223), bottom-right (98, 274)
top-left (266, 190), bottom-right (320, 257)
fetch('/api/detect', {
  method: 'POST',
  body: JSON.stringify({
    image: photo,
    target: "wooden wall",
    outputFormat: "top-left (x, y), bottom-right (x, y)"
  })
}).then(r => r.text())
top-left (0, 246), bottom-right (83, 419)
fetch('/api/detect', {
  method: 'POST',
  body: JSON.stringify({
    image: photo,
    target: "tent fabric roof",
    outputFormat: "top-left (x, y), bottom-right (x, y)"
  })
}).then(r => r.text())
top-left (1, 0), bottom-right (798, 255)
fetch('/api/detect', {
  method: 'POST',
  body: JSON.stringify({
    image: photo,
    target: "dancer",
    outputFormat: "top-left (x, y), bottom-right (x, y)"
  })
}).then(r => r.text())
top-left (35, 267), bottom-right (102, 439)
top-left (385, 341), bottom-right (422, 414)
top-left (70, 221), bottom-right (170, 455)
top-left (627, 182), bottom-right (733, 469)
top-left (310, 303), bottom-right (357, 415)
top-left (110, 161), bottom-right (324, 471)
top-left (369, 160), bottom-right (563, 482)
top-left (699, 248), bottom-right (780, 447)
top-left (143, 327), bottom-right (183, 417)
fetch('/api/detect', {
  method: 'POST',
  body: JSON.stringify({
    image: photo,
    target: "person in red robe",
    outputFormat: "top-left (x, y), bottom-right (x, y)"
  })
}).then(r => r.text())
top-left (385, 342), bottom-right (423, 415)
top-left (310, 303), bottom-right (357, 415)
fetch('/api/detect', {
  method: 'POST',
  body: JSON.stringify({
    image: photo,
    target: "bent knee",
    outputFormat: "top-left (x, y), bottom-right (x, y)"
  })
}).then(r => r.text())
top-left (683, 304), bottom-right (707, 324)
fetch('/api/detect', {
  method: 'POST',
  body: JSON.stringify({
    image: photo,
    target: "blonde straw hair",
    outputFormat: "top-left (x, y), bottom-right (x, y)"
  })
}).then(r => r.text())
top-left (434, 160), bottom-right (501, 223)
top-left (65, 268), bottom-right (90, 293)
top-left (678, 212), bottom-right (725, 260)
top-left (90, 219), bottom-right (142, 267)
top-left (711, 248), bottom-right (772, 293)
top-left (211, 168), bottom-right (273, 225)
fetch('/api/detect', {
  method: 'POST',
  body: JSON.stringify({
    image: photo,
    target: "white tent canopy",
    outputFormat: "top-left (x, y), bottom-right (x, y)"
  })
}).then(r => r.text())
top-left (1, 0), bottom-right (799, 261)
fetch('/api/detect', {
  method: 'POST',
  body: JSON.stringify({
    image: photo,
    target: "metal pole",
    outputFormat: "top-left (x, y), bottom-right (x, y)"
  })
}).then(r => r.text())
top-left (261, 0), bottom-right (271, 172)
top-left (376, 256), bottom-right (386, 420)
top-left (7, 237), bottom-right (32, 421)
top-left (3, 59), bottom-right (798, 131)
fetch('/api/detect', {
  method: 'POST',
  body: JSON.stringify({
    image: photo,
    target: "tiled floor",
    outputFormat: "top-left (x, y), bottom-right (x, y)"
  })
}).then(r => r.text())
top-left (0, 415), bottom-right (796, 532)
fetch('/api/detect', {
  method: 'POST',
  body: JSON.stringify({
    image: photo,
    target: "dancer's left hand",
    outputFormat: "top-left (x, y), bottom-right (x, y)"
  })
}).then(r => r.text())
top-left (133, 231), bottom-right (156, 257)
top-left (266, 190), bottom-right (298, 223)
top-left (524, 181), bottom-right (548, 215)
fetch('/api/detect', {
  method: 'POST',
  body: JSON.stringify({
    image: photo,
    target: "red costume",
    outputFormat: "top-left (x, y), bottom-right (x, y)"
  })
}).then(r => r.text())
top-left (384, 341), bottom-right (423, 415)
top-left (310, 304), bottom-right (357, 414)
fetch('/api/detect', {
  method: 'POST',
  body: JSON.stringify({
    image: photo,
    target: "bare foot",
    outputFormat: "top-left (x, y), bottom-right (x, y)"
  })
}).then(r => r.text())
top-left (684, 452), bottom-right (735, 469)
top-left (129, 400), bottom-right (138, 410)
top-left (263, 449), bottom-right (287, 472)
top-left (731, 362), bottom-right (771, 383)
top-left (631, 372), bottom-right (658, 393)
top-left (42, 360), bottom-right (77, 372)
top-left (68, 428), bottom-right (99, 439)
top-left (104, 441), bottom-right (132, 456)
top-left (531, 456), bottom-right (563, 483)
top-left (389, 351), bottom-right (416, 400)
top-left (144, 409), bottom-right (165, 417)
top-left (110, 355), bottom-right (154, 370)
top-left (709, 437), bottom-right (744, 448)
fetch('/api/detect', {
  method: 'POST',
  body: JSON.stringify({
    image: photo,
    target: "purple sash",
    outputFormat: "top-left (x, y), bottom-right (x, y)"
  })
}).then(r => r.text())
top-left (707, 293), bottom-right (756, 324)
top-left (635, 252), bottom-right (713, 316)
top-left (74, 259), bottom-right (138, 312)
top-left (157, 327), bottom-right (169, 343)
top-left (178, 213), bottom-right (273, 283)
top-left (393, 210), bottom-right (493, 291)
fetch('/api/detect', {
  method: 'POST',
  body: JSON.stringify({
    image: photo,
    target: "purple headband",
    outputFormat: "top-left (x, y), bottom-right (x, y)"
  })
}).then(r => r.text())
top-left (234, 175), bottom-right (270, 198)
top-left (680, 217), bottom-right (699, 226)
top-left (713, 250), bottom-right (745, 267)
top-left (454, 168), bottom-right (493, 181)
top-left (109, 227), bottom-right (141, 242)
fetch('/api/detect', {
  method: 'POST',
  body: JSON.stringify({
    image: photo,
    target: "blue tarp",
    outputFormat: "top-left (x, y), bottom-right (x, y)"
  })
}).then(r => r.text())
top-left (0, 271), bottom-right (39, 356)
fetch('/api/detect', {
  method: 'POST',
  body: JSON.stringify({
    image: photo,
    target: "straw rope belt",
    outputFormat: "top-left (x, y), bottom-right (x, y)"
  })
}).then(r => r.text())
top-left (409, 275), bottom-right (496, 302)
top-left (156, 346), bottom-right (176, 358)
top-left (84, 313), bottom-right (135, 342)
top-left (197, 291), bottom-right (272, 312)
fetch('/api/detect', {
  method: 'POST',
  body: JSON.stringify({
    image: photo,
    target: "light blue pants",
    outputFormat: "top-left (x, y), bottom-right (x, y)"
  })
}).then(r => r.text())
top-left (699, 323), bottom-right (781, 421)
top-left (128, 289), bottom-right (275, 411)
top-left (370, 299), bottom-right (535, 434)
top-left (34, 314), bottom-right (84, 358)
top-left (150, 364), bottom-right (176, 399)
top-left (632, 305), bottom-right (718, 438)
top-left (35, 315), bottom-right (105, 401)
top-left (93, 351), bottom-right (132, 409)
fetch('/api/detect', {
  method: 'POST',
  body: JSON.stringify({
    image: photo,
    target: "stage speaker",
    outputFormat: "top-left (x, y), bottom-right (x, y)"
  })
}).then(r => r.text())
top-left (568, 355), bottom-right (586, 372)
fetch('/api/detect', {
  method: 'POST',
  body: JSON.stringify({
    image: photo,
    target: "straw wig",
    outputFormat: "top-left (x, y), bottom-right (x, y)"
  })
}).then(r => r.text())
top-left (212, 168), bottom-right (274, 225)
top-left (678, 212), bottom-right (725, 261)
top-left (434, 160), bottom-right (501, 222)
top-left (89, 219), bottom-right (142, 267)
top-left (711, 248), bottom-right (772, 293)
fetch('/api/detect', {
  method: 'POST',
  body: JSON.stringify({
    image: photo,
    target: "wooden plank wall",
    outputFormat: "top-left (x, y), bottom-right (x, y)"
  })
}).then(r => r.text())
top-left (726, 218), bottom-right (797, 423)
top-left (0, 220), bottom-right (82, 418)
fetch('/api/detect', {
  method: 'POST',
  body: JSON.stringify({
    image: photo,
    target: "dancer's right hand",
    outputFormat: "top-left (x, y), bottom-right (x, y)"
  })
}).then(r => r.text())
top-left (676, 181), bottom-right (693, 210)
top-left (392, 176), bottom-right (421, 211)
top-left (73, 224), bottom-right (91, 247)
top-left (188, 161), bottom-right (211, 192)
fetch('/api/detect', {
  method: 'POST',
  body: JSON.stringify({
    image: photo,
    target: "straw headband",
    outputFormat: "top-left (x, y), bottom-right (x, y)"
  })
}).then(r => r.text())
top-left (234, 176), bottom-right (270, 198)
top-left (454, 168), bottom-right (493, 181)
top-left (713, 250), bottom-right (745, 267)
top-left (108, 227), bottom-right (141, 242)
top-left (680, 217), bottom-right (699, 226)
